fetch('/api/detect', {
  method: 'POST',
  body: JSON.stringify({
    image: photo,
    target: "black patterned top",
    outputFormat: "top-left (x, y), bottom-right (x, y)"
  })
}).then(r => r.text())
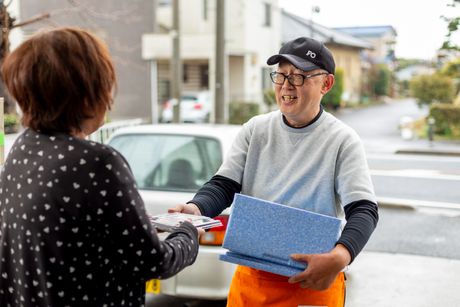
top-left (0, 129), bottom-right (199, 307)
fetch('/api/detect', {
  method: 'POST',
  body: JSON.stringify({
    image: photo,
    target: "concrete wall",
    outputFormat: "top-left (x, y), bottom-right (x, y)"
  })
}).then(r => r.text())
top-left (19, 0), bottom-right (155, 121)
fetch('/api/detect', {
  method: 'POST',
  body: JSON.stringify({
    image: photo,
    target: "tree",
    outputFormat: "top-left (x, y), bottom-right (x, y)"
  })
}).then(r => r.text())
top-left (322, 67), bottom-right (343, 110)
top-left (410, 73), bottom-right (455, 106)
top-left (0, 1), bottom-right (50, 114)
top-left (371, 64), bottom-right (391, 97)
top-left (440, 58), bottom-right (460, 94)
top-left (441, 0), bottom-right (460, 51)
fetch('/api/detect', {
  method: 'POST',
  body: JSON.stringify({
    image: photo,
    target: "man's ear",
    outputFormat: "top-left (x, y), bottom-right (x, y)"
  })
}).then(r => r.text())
top-left (321, 74), bottom-right (335, 95)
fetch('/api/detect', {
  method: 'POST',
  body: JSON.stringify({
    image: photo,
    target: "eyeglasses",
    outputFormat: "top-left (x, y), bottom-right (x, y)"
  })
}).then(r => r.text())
top-left (269, 71), bottom-right (328, 86)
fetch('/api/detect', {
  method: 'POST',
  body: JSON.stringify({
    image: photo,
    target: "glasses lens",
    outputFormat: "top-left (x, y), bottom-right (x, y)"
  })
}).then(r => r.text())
top-left (271, 72), bottom-right (283, 84)
top-left (289, 75), bottom-right (304, 86)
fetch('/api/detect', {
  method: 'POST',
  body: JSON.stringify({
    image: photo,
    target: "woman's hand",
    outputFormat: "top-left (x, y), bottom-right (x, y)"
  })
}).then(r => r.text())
top-left (287, 244), bottom-right (351, 291)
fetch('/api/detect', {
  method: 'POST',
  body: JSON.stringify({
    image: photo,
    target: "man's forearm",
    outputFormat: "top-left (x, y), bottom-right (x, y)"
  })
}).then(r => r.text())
top-left (188, 175), bottom-right (242, 217)
top-left (336, 199), bottom-right (379, 263)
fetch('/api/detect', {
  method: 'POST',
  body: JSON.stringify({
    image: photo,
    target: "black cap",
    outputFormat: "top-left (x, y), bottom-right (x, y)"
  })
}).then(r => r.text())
top-left (267, 37), bottom-right (335, 75)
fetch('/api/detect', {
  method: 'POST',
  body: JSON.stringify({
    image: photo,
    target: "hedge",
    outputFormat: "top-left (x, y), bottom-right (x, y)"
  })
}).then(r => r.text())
top-left (429, 103), bottom-right (460, 137)
top-left (228, 101), bottom-right (260, 125)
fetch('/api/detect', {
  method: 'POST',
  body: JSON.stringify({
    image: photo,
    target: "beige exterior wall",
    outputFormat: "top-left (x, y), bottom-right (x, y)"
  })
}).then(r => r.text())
top-left (364, 32), bottom-right (396, 63)
top-left (229, 56), bottom-right (245, 102)
top-left (327, 45), bottom-right (363, 104)
top-left (146, 0), bottom-right (281, 113)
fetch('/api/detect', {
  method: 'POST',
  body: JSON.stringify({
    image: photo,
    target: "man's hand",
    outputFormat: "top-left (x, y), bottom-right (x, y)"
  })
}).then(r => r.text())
top-left (168, 203), bottom-right (202, 216)
top-left (287, 244), bottom-right (351, 291)
top-left (170, 203), bottom-right (205, 238)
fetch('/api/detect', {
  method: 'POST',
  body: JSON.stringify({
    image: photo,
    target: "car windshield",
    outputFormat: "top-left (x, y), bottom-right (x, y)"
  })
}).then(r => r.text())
top-left (109, 133), bottom-right (222, 192)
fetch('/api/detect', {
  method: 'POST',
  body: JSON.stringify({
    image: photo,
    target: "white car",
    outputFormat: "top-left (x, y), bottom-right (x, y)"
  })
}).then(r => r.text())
top-left (161, 91), bottom-right (212, 123)
top-left (107, 124), bottom-right (241, 299)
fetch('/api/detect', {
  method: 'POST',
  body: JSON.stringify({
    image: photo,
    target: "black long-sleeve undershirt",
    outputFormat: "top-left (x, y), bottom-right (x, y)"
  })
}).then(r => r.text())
top-left (188, 175), bottom-right (379, 263)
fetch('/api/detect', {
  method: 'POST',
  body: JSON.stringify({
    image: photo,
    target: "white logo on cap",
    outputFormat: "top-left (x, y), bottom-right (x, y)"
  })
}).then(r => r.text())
top-left (306, 50), bottom-right (316, 58)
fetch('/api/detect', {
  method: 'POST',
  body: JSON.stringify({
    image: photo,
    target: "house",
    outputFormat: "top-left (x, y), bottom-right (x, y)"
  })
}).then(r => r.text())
top-left (334, 25), bottom-right (397, 66)
top-left (142, 0), bottom-right (281, 120)
top-left (19, 0), bottom-right (156, 122)
top-left (395, 64), bottom-right (435, 82)
top-left (282, 11), bottom-right (373, 104)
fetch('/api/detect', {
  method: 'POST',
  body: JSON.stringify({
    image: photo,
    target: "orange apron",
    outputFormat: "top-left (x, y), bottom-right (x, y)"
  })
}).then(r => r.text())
top-left (227, 265), bottom-right (346, 307)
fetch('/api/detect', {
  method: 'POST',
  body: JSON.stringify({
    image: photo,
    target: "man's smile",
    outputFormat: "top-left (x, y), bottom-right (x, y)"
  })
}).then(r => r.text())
top-left (282, 95), bottom-right (297, 103)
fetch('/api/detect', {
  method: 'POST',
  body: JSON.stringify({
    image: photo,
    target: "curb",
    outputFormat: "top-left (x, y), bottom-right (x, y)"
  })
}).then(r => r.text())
top-left (377, 197), bottom-right (460, 211)
top-left (395, 149), bottom-right (460, 157)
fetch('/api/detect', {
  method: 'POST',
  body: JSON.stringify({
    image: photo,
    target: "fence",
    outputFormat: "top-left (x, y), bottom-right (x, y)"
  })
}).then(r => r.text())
top-left (88, 118), bottom-right (144, 144)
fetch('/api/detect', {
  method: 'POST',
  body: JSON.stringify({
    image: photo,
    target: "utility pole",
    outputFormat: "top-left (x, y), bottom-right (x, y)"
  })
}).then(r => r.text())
top-left (309, 6), bottom-right (320, 39)
top-left (171, 0), bottom-right (182, 123)
top-left (214, 0), bottom-right (225, 123)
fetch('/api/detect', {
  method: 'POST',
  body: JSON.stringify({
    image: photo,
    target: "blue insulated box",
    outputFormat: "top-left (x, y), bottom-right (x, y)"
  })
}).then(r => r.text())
top-left (219, 194), bottom-right (342, 277)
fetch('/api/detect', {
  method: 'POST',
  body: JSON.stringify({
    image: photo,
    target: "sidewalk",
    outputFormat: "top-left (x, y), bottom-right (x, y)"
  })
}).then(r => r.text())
top-left (362, 135), bottom-right (460, 157)
top-left (346, 251), bottom-right (460, 307)
top-left (394, 139), bottom-right (460, 157)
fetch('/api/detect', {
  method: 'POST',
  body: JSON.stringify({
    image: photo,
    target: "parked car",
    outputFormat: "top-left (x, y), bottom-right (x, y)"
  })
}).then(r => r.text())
top-left (161, 91), bottom-right (212, 123)
top-left (106, 124), bottom-right (241, 299)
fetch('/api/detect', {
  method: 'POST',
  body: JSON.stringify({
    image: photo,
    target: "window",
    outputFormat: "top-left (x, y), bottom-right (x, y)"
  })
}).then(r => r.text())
top-left (203, 0), bottom-right (208, 20)
top-left (263, 3), bottom-right (271, 27)
top-left (183, 64), bottom-right (189, 83)
top-left (109, 134), bottom-right (222, 192)
top-left (200, 65), bottom-right (209, 88)
top-left (158, 0), bottom-right (172, 6)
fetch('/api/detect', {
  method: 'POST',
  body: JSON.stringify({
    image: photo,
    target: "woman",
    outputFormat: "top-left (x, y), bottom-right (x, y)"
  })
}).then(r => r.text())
top-left (0, 27), bottom-right (200, 306)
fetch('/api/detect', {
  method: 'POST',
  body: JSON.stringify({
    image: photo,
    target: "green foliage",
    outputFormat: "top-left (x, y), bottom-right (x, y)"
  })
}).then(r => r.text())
top-left (410, 73), bottom-right (455, 105)
top-left (228, 101), bottom-right (260, 125)
top-left (440, 59), bottom-right (460, 95)
top-left (395, 58), bottom-right (426, 72)
top-left (323, 68), bottom-right (344, 110)
top-left (441, 0), bottom-right (460, 51)
top-left (440, 58), bottom-right (460, 78)
top-left (371, 64), bottom-right (391, 96)
top-left (263, 88), bottom-right (276, 109)
top-left (429, 103), bottom-right (460, 137)
top-left (4, 113), bottom-right (19, 127)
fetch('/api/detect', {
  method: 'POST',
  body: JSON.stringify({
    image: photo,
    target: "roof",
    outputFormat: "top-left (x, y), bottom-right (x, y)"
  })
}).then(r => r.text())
top-left (282, 10), bottom-right (373, 50)
top-left (333, 25), bottom-right (397, 38)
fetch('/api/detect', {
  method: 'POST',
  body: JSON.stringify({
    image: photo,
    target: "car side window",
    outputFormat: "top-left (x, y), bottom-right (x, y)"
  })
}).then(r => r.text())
top-left (109, 134), bottom-right (222, 192)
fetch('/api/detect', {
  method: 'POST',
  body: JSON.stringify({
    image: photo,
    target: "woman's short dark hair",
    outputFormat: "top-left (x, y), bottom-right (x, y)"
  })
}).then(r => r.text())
top-left (1, 27), bottom-right (116, 133)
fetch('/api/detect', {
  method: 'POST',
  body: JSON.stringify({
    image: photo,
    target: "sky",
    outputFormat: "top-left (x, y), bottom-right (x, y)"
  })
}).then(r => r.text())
top-left (279, 0), bottom-right (460, 60)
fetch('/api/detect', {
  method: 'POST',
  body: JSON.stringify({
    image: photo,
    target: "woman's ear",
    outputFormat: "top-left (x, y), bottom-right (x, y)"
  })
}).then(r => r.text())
top-left (321, 74), bottom-right (335, 95)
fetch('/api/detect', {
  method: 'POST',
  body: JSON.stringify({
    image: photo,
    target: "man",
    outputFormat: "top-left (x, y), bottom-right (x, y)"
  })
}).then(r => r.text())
top-left (170, 37), bottom-right (379, 307)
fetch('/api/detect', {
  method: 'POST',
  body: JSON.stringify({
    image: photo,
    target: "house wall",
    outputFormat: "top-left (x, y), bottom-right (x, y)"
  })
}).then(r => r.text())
top-left (19, 0), bottom-right (155, 121)
top-left (241, 0), bottom-right (281, 103)
top-left (365, 32), bottom-right (396, 63)
top-left (328, 45), bottom-right (363, 103)
top-left (149, 0), bottom-right (281, 110)
top-left (229, 56), bottom-right (245, 102)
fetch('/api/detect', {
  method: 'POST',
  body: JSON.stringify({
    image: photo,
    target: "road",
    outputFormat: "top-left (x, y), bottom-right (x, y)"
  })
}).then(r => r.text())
top-left (336, 99), bottom-right (460, 207)
top-left (369, 154), bottom-right (460, 205)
